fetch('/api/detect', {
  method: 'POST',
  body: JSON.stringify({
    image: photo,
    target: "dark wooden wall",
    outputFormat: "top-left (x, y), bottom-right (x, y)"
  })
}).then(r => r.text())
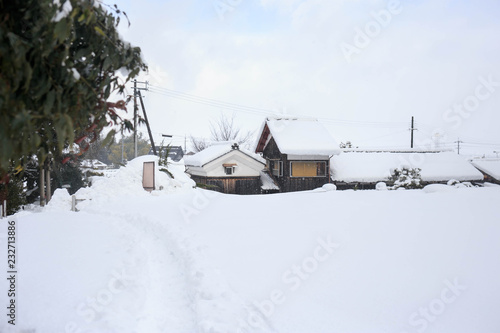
top-left (263, 138), bottom-right (332, 193)
top-left (192, 175), bottom-right (262, 195)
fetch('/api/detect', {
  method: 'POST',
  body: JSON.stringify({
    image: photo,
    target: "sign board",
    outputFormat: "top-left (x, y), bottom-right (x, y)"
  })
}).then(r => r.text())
top-left (142, 161), bottom-right (155, 192)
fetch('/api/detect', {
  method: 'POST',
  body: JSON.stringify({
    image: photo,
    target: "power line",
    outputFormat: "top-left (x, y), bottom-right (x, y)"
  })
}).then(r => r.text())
top-left (148, 84), bottom-right (408, 128)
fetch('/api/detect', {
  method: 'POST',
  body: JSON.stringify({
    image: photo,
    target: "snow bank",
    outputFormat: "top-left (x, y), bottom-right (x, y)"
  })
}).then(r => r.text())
top-left (331, 151), bottom-right (484, 183)
top-left (42, 188), bottom-right (72, 212)
top-left (75, 155), bottom-right (194, 206)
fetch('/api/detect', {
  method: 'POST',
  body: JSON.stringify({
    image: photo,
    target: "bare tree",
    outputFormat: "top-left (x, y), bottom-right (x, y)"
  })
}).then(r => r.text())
top-left (210, 113), bottom-right (254, 146)
top-left (190, 135), bottom-right (209, 153)
top-left (190, 114), bottom-right (254, 152)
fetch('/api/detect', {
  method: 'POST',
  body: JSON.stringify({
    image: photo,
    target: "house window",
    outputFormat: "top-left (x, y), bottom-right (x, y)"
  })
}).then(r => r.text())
top-left (223, 163), bottom-right (236, 175)
top-left (272, 160), bottom-right (283, 177)
top-left (290, 161), bottom-right (327, 177)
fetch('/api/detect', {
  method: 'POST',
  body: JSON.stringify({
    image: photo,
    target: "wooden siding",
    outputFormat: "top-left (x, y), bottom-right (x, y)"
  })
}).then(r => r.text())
top-left (262, 137), bottom-right (331, 192)
top-left (192, 175), bottom-right (262, 195)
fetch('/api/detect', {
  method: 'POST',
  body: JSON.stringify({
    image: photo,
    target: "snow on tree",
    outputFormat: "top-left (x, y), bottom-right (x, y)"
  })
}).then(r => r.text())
top-left (389, 167), bottom-right (423, 189)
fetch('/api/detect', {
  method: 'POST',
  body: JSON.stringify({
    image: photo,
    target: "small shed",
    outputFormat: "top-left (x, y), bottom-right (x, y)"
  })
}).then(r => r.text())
top-left (184, 142), bottom-right (266, 194)
top-left (255, 117), bottom-right (340, 192)
top-left (470, 158), bottom-right (500, 184)
top-left (331, 149), bottom-right (484, 189)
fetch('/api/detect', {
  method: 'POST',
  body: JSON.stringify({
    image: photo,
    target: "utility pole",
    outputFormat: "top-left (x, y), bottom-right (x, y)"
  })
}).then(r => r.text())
top-left (133, 79), bottom-right (138, 158)
top-left (138, 91), bottom-right (157, 156)
top-left (132, 80), bottom-right (149, 158)
top-left (410, 116), bottom-right (415, 149)
top-left (455, 138), bottom-right (463, 154)
top-left (184, 134), bottom-right (187, 153)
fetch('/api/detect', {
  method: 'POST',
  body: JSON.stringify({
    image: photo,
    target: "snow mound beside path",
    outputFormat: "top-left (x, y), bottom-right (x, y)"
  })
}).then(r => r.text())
top-left (75, 155), bottom-right (195, 206)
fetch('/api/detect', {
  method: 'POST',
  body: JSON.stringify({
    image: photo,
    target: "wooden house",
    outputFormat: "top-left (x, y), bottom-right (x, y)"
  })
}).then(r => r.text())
top-left (255, 118), bottom-right (340, 192)
top-left (184, 142), bottom-right (266, 194)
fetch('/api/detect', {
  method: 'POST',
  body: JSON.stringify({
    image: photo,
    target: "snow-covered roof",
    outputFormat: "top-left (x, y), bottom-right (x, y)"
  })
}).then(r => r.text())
top-left (255, 118), bottom-right (340, 156)
top-left (331, 151), bottom-right (484, 183)
top-left (81, 159), bottom-right (108, 169)
top-left (184, 142), bottom-right (265, 167)
top-left (471, 159), bottom-right (500, 180)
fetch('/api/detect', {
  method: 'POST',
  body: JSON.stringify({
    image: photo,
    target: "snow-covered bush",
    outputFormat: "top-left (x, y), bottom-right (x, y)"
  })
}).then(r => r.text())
top-left (322, 183), bottom-right (337, 191)
top-left (389, 167), bottom-right (422, 190)
top-left (448, 180), bottom-right (475, 188)
top-left (376, 182), bottom-right (388, 191)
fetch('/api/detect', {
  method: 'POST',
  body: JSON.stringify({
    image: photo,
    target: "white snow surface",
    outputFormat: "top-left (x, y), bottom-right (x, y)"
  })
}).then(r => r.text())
top-left (260, 171), bottom-right (279, 190)
top-left (331, 151), bottom-right (484, 183)
top-left (264, 118), bottom-right (341, 156)
top-left (471, 158), bottom-right (500, 180)
top-left (184, 142), bottom-right (265, 167)
top-left (1, 155), bottom-right (500, 333)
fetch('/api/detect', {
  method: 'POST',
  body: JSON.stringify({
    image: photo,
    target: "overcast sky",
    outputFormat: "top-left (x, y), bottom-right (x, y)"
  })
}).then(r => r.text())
top-left (111, 0), bottom-right (500, 155)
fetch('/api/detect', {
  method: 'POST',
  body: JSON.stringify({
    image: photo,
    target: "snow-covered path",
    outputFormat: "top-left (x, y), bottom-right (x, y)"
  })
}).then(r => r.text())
top-left (97, 205), bottom-right (198, 333)
top-left (0, 196), bottom-right (200, 333)
top-left (88, 193), bottom-right (275, 333)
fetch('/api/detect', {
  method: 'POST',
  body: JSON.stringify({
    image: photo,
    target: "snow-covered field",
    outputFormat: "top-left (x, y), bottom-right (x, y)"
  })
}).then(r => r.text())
top-left (1, 156), bottom-right (499, 333)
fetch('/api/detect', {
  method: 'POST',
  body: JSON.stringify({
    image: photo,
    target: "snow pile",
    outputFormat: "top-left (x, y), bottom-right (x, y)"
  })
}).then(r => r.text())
top-left (185, 142), bottom-right (265, 167)
top-left (322, 183), bottom-right (337, 191)
top-left (75, 155), bottom-right (194, 206)
top-left (471, 158), bottom-right (500, 180)
top-left (260, 171), bottom-right (279, 190)
top-left (258, 118), bottom-right (340, 156)
top-left (331, 151), bottom-right (484, 183)
top-left (44, 188), bottom-right (72, 211)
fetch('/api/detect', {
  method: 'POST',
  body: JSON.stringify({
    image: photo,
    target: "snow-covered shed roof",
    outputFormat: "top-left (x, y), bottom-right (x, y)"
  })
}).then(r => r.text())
top-left (255, 118), bottom-right (340, 156)
top-left (81, 159), bottom-right (108, 169)
top-left (184, 142), bottom-right (265, 167)
top-left (471, 159), bottom-right (500, 180)
top-left (331, 151), bottom-right (484, 183)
